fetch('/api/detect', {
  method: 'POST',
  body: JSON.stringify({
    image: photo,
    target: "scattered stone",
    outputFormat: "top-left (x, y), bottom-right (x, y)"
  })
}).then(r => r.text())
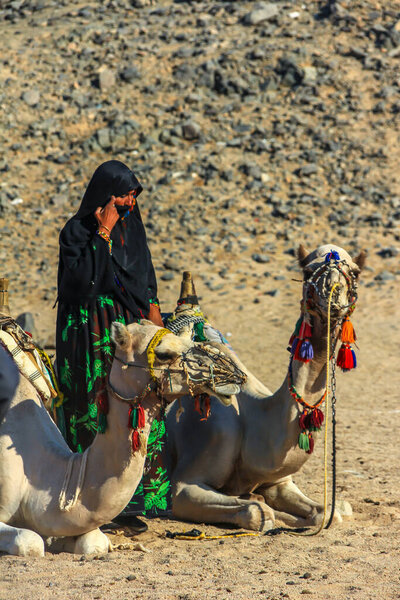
top-left (242, 3), bottom-right (279, 26)
top-left (181, 121), bottom-right (201, 140)
top-left (98, 68), bottom-right (116, 91)
top-left (22, 89), bottom-right (40, 106)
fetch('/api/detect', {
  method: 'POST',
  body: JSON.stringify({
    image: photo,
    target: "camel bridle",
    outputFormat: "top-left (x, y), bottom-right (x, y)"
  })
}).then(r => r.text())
top-left (303, 254), bottom-right (358, 317)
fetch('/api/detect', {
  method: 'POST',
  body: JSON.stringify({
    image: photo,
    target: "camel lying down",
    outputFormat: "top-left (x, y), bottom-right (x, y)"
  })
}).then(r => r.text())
top-left (0, 321), bottom-right (243, 556)
top-left (167, 244), bottom-right (365, 531)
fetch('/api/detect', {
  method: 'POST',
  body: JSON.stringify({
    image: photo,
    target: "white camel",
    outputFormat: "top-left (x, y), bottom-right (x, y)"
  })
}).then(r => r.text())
top-left (166, 244), bottom-right (366, 532)
top-left (0, 320), bottom-right (243, 556)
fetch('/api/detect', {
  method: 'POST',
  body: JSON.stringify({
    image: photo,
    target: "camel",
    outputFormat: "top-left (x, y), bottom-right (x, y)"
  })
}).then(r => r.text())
top-left (166, 244), bottom-right (366, 532)
top-left (0, 320), bottom-right (244, 556)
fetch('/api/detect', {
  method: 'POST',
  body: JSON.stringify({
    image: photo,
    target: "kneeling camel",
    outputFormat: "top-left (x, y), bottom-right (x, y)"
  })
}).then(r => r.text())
top-left (167, 244), bottom-right (365, 531)
top-left (0, 320), bottom-right (243, 556)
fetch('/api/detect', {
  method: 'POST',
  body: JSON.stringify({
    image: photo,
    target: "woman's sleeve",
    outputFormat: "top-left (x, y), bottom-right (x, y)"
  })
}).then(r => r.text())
top-left (146, 246), bottom-right (159, 306)
top-left (59, 221), bottom-right (113, 297)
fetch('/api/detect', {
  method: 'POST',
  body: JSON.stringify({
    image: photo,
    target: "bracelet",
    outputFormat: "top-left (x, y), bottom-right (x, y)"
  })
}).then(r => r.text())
top-left (97, 229), bottom-right (112, 254)
top-left (100, 225), bottom-right (111, 234)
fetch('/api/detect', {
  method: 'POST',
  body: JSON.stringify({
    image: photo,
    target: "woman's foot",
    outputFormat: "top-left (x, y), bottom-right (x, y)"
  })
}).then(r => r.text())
top-left (112, 514), bottom-right (148, 533)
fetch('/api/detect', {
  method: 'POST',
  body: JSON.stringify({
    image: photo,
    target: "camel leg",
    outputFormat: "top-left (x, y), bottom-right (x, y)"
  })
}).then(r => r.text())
top-left (256, 478), bottom-right (344, 527)
top-left (46, 528), bottom-right (110, 555)
top-left (173, 481), bottom-right (275, 532)
top-left (0, 522), bottom-right (45, 557)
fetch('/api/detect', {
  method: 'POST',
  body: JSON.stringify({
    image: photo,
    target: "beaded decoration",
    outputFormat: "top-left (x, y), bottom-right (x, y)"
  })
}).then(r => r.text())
top-left (288, 360), bottom-right (325, 454)
top-left (97, 229), bottom-right (112, 254)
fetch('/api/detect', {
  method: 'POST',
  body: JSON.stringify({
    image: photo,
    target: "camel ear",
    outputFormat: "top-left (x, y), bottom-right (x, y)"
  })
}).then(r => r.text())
top-left (354, 250), bottom-right (367, 273)
top-left (297, 244), bottom-right (309, 268)
top-left (111, 322), bottom-right (132, 351)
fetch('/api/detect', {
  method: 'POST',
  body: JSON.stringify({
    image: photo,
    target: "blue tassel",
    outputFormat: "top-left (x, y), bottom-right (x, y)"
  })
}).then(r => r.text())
top-left (351, 349), bottom-right (357, 368)
top-left (291, 337), bottom-right (299, 356)
top-left (325, 249), bottom-right (341, 263)
top-left (300, 339), bottom-right (314, 361)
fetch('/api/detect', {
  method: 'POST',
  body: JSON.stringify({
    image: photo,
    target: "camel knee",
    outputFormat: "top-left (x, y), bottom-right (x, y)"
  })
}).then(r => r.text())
top-left (5, 528), bottom-right (45, 557)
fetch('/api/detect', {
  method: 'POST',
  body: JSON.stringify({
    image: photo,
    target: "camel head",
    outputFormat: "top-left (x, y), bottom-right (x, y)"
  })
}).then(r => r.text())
top-left (110, 320), bottom-right (245, 406)
top-left (297, 244), bottom-right (366, 321)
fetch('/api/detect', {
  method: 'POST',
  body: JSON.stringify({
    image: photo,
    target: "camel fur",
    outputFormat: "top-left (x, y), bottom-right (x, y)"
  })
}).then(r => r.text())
top-left (0, 320), bottom-right (240, 556)
top-left (166, 244), bottom-right (365, 532)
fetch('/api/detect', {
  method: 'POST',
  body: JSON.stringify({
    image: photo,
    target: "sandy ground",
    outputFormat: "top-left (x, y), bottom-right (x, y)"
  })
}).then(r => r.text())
top-left (1, 239), bottom-right (399, 600)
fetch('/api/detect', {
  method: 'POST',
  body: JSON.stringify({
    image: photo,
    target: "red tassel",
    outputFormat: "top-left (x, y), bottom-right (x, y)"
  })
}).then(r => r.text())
top-left (299, 410), bottom-right (308, 430)
top-left (306, 434), bottom-right (315, 454)
top-left (311, 408), bottom-right (324, 429)
top-left (337, 344), bottom-right (355, 370)
top-left (132, 429), bottom-right (140, 452)
top-left (137, 405), bottom-right (145, 429)
top-left (299, 320), bottom-right (312, 340)
top-left (341, 317), bottom-right (356, 344)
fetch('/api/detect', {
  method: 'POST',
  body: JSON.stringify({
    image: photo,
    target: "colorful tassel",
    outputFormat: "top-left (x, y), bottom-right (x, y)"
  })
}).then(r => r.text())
top-left (299, 319), bottom-right (312, 340)
top-left (341, 317), bottom-right (356, 344)
top-left (325, 249), bottom-right (340, 263)
top-left (310, 407), bottom-right (324, 428)
top-left (337, 344), bottom-right (356, 371)
top-left (300, 339), bottom-right (314, 361)
top-left (306, 435), bottom-right (315, 455)
top-left (291, 337), bottom-right (299, 356)
top-left (298, 432), bottom-right (310, 452)
top-left (289, 316), bottom-right (303, 345)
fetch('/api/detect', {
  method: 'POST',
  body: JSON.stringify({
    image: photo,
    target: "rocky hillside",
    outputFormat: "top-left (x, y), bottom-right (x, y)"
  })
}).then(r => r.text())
top-left (0, 0), bottom-right (399, 343)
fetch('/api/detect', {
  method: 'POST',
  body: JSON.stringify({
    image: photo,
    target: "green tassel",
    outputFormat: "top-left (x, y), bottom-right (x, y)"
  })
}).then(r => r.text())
top-left (194, 321), bottom-right (207, 342)
top-left (293, 315), bottom-right (303, 337)
top-left (130, 408), bottom-right (138, 429)
top-left (298, 431), bottom-right (310, 452)
top-left (98, 413), bottom-right (107, 434)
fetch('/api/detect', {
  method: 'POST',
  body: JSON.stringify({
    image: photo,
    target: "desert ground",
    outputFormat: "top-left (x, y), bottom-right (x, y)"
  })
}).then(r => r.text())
top-left (1, 0), bottom-right (399, 599)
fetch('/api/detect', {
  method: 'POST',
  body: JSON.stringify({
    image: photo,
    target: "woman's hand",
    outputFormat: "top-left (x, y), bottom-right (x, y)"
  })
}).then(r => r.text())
top-left (95, 198), bottom-right (120, 233)
top-left (148, 303), bottom-right (164, 327)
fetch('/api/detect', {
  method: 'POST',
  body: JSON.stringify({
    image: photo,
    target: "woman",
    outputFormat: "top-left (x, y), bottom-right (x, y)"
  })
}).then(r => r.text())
top-left (56, 160), bottom-right (168, 530)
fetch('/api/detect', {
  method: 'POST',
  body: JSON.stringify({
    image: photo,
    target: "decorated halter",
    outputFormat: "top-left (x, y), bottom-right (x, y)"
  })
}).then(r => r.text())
top-left (98, 328), bottom-right (246, 453)
top-left (97, 328), bottom-right (173, 454)
top-left (288, 249), bottom-right (358, 454)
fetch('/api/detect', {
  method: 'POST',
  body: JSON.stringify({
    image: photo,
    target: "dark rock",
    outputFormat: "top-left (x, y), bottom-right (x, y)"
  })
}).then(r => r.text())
top-left (181, 121), bottom-right (201, 140)
top-left (252, 253), bottom-right (270, 264)
top-left (120, 67), bottom-right (141, 82)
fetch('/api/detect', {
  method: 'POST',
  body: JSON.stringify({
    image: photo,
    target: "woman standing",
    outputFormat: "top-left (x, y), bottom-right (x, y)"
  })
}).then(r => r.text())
top-left (56, 160), bottom-right (169, 529)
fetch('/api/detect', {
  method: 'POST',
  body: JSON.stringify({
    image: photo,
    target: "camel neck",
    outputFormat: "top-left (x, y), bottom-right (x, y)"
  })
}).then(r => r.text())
top-left (63, 390), bottom-right (162, 530)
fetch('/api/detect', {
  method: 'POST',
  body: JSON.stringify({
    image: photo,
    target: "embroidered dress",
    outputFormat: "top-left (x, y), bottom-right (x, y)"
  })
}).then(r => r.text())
top-left (57, 295), bottom-right (170, 516)
top-left (56, 161), bottom-right (171, 518)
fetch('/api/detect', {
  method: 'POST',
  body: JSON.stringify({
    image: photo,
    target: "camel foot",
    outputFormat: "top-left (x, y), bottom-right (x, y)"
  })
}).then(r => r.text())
top-left (0, 523), bottom-right (45, 557)
top-left (236, 502), bottom-right (275, 532)
top-left (46, 529), bottom-right (111, 555)
top-left (74, 529), bottom-right (110, 555)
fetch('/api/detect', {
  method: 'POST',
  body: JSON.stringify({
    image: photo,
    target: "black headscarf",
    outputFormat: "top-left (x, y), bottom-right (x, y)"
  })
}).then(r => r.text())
top-left (57, 161), bottom-right (157, 317)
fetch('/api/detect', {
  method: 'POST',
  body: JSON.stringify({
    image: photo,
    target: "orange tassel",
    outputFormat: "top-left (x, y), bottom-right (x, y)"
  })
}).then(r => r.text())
top-left (341, 317), bottom-right (356, 344)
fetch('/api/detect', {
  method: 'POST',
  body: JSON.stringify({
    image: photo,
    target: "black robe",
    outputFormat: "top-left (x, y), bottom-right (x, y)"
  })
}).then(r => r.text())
top-left (57, 160), bottom-right (157, 316)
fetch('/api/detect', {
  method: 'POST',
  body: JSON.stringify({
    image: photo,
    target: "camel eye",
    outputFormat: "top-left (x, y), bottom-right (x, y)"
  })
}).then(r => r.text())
top-left (154, 350), bottom-right (174, 361)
